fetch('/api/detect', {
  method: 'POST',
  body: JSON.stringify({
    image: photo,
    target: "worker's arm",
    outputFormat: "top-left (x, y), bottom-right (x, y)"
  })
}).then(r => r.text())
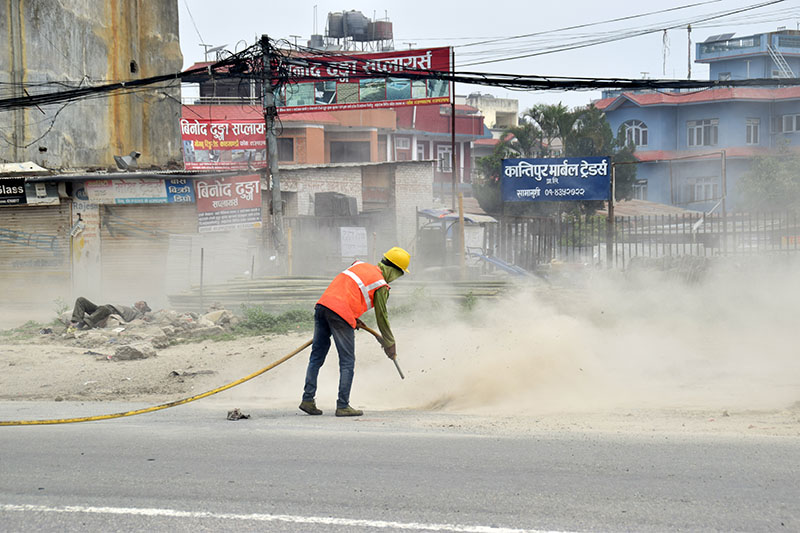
top-left (373, 286), bottom-right (395, 348)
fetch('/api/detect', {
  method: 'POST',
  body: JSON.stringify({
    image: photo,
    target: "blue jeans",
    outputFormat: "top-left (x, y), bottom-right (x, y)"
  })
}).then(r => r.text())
top-left (303, 304), bottom-right (356, 409)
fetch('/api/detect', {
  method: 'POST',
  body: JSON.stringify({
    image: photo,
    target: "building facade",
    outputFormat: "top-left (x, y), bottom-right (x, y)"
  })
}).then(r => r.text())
top-left (596, 29), bottom-right (800, 212)
top-left (0, 0), bottom-right (183, 169)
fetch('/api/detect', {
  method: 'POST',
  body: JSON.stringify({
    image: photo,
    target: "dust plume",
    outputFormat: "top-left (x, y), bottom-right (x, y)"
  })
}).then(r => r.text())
top-left (353, 256), bottom-right (800, 415)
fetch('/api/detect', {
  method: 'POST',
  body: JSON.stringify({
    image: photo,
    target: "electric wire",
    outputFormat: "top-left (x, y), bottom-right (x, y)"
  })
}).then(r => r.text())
top-left (458, 0), bottom-right (786, 66)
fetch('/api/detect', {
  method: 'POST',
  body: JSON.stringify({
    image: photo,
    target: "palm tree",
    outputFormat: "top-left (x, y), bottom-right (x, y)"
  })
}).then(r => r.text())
top-left (524, 103), bottom-right (576, 157)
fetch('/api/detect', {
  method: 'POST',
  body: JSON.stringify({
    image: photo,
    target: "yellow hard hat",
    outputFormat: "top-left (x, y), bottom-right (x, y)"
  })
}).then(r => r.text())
top-left (382, 246), bottom-right (411, 273)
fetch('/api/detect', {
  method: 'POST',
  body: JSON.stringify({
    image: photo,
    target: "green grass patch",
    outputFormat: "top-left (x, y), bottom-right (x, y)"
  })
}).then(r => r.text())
top-left (0, 320), bottom-right (60, 341)
top-left (235, 306), bottom-right (315, 335)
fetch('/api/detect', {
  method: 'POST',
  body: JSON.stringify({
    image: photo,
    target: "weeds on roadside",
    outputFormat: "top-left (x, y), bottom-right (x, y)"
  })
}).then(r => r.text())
top-left (235, 306), bottom-right (314, 334)
top-left (0, 320), bottom-right (58, 341)
top-left (53, 297), bottom-right (68, 317)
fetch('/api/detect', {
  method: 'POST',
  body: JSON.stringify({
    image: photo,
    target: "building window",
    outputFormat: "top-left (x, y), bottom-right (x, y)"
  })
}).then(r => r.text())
top-left (781, 114), bottom-right (800, 133)
top-left (620, 120), bottom-right (648, 147)
top-left (330, 141), bottom-right (371, 163)
top-left (277, 138), bottom-right (294, 162)
top-left (394, 137), bottom-right (410, 150)
top-left (632, 179), bottom-right (648, 200)
top-left (746, 118), bottom-right (760, 145)
top-left (681, 177), bottom-right (719, 204)
top-left (437, 145), bottom-right (452, 172)
top-left (687, 119), bottom-right (718, 147)
top-left (416, 143), bottom-right (426, 160)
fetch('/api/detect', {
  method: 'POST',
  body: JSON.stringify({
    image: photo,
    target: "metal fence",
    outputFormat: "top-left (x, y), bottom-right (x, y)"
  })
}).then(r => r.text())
top-left (484, 212), bottom-right (800, 271)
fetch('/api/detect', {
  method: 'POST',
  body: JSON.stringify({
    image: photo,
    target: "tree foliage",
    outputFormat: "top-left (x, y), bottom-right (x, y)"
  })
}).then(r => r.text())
top-left (474, 103), bottom-right (637, 216)
top-left (737, 146), bottom-right (800, 214)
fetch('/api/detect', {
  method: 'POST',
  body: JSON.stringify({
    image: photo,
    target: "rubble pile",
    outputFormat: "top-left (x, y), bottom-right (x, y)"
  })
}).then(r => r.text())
top-left (57, 308), bottom-right (239, 361)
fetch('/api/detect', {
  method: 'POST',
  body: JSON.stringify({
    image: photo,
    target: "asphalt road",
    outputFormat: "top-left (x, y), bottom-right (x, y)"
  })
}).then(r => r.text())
top-left (0, 402), bottom-right (797, 532)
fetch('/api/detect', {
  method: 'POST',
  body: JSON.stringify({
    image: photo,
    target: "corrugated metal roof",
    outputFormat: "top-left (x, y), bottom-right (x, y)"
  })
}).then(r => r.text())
top-left (0, 161), bottom-right (50, 177)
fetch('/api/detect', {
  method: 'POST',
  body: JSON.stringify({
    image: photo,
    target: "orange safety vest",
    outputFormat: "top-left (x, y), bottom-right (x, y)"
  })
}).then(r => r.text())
top-left (317, 261), bottom-right (388, 328)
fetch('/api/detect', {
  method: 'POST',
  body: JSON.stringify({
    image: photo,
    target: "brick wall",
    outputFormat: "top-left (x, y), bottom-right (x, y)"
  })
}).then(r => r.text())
top-left (280, 166), bottom-right (363, 216)
top-left (269, 161), bottom-right (435, 256)
top-left (394, 160), bottom-right (435, 249)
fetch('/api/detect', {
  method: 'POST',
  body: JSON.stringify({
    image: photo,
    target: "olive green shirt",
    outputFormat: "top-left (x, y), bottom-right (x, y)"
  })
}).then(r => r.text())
top-left (374, 262), bottom-right (403, 347)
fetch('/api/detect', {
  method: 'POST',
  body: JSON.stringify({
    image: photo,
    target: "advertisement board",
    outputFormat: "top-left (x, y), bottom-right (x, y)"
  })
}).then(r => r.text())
top-left (85, 178), bottom-right (196, 204)
top-left (181, 119), bottom-right (267, 171)
top-left (502, 157), bottom-right (611, 202)
top-left (195, 174), bottom-right (262, 233)
top-left (0, 179), bottom-right (27, 205)
top-left (279, 46), bottom-right (451, 113)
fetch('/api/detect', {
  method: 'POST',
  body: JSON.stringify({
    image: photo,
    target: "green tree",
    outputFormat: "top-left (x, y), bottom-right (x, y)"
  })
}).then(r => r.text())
top-left (737, 146), bottom-right (800, 213)
top-left (526, 102), bottom-right (576, 157)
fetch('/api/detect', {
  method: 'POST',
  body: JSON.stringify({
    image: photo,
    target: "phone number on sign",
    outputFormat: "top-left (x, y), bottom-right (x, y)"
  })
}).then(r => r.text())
top-left (544, 188), bottom-right (586, 196)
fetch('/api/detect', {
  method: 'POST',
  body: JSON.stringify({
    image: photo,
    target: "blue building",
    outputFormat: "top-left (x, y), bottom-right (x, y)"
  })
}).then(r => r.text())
top-left (596, 29), bottom-right (800, 212)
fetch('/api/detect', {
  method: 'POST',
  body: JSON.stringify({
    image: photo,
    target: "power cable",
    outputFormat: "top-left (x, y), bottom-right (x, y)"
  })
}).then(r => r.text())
top-left (182, 0), bottom-right (206, 46)
top-left (456, 0), bottom-right (725, 49)
top-left (459, 0), bottom-right (786, 66)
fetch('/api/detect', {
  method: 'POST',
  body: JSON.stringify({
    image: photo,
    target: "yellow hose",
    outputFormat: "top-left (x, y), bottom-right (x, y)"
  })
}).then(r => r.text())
top-left (0, 339), bottom-right (312, 426)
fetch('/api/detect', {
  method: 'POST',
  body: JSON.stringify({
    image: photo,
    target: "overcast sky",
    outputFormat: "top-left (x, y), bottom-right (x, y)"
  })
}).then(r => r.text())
top-left (178, 0), bottom-right (800, 112)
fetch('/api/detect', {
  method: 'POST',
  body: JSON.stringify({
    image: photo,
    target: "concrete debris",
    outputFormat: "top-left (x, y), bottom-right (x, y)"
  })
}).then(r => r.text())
top-left (151, 334), bottom-right (170, 349)
top-left (226, 408), bottom-right (250, 420)
top-left (169, 369), bottom-right (216, 377)
top-left (113, 343), bottom-right (157, 361)
top-left (187, 325), bottom-right (225, 338)
top-left (53, 306), bottom-right (239, 354)
top-left (202, 309), bottom-right (237, 327)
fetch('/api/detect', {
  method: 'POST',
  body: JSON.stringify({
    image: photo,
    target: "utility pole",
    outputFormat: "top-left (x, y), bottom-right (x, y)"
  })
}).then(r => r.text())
top-left (687, 25), bottom-right (692, 79)
top-left (450, 47), bottom-right (456, 211)
top-left (606, 163), bottom-right (616, 268)
top-left (260, 35), bottom-right (284, 256)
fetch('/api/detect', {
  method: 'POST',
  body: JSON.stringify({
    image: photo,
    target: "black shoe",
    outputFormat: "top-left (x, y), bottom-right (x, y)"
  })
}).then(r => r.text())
top-left (299, 401), bottom-right (322, 415)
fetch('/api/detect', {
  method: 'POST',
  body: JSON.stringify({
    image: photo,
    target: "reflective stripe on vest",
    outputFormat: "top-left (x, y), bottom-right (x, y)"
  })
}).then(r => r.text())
top-left (342, 261), bottom-right (387, 310)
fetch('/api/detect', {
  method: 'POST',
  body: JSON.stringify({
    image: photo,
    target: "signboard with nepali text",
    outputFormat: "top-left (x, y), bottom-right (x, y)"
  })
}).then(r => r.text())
top-left (279, 46), bottom-right (451, 113)
top-left (85, 178), bottom-right (195, 204)
top-left (195, 174), bottom-right (262, 233)
top-left (502, 157), bottom-right (611, 202)
top-left (181, 119), bottom-right (267, 171)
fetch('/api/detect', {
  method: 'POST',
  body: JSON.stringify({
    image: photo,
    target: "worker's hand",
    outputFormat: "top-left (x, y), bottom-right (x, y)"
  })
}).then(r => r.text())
top-left (355, 318), bottom-right (367, 330)
top-left (383, 343), bottom-right (397, 360)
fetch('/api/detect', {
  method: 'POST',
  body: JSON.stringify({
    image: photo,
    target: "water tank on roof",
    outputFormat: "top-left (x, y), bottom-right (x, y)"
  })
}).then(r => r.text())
top-left (327, 12), bottom-right (344, 38)
top-left (369, 20), bottom-right (393, 41)
top-left (345, 10), bottom-right (369, 40)
top-left (308, 34), bottom-right (324, 49)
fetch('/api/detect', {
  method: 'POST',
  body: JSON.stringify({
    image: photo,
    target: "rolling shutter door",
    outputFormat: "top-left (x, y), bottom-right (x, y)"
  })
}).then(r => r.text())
top-left (99, 204), bottom-right (197, 306)
top-left (0, 204), bottom-right (71, 308)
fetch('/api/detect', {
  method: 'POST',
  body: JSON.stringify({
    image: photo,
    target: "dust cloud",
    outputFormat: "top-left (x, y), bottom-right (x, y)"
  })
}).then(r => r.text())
top-left (350, 256), bottom-right (800, 416)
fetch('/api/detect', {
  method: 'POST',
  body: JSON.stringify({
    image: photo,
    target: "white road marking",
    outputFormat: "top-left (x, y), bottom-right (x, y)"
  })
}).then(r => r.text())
top-left (0, 503), bottom-right (571, 533)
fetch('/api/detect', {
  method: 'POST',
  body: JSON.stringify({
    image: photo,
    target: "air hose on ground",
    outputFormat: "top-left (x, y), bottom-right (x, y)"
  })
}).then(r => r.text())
top-left (0, 339), bottom-right (313, 426)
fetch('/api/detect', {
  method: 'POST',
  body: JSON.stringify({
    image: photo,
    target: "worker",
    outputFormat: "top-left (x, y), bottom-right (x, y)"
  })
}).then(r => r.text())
top-left (300, 246), bottom-right (410, 417)
top-left (69, 297), bottom-right (151, 330)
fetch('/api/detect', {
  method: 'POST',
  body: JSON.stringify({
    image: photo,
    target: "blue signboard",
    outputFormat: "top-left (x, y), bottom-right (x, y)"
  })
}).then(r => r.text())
top-left (165, 178), bottom-right (196, 203)
top-left (502, 157), bottom-right (610, 202)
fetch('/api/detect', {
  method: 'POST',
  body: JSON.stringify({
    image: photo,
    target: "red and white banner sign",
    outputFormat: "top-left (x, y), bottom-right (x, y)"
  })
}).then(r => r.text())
top-left (278, 46), bottom-right (451, 113)
top-left (195, 174), bottom-right (263, 232)
top-left (181, 119), bottom-right (267, 171)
